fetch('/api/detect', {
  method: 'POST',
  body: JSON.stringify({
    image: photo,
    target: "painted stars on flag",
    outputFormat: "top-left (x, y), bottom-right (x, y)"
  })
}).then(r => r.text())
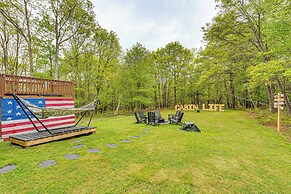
top-left (1, 98), bottom-right (45, 121)
top-left (1, 97), bottom-right (75, 140)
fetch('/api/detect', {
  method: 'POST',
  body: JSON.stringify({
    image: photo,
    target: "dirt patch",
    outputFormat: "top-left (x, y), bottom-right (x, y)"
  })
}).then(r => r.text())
top-left (245, 111), bottom-right (291, 141)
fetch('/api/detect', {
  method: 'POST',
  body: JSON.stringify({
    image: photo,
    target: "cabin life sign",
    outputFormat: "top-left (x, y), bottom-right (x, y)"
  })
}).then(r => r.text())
top-left (175, 104), bottom-right (225, 112)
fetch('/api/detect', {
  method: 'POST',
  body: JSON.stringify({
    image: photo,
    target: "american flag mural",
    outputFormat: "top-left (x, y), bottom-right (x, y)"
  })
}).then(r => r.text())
top-left (0, 97), bottom-right (75, 141)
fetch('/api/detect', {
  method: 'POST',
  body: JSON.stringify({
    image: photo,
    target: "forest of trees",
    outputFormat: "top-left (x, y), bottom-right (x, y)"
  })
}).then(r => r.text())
top-left (0, 0), bottom-right (290, 114)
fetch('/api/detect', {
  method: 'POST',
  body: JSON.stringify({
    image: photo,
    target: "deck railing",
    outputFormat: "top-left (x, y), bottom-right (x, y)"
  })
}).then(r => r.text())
top-left (0, 74), bottom-right (74, 97)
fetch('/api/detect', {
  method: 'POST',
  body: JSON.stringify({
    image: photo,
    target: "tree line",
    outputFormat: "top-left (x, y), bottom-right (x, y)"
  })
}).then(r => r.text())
top-left (0, 0), bottom-right (290, 114)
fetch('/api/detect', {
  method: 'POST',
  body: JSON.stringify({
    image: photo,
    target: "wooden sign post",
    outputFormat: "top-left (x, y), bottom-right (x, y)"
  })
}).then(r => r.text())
top-left (274, 93), bottom-right (284, 132)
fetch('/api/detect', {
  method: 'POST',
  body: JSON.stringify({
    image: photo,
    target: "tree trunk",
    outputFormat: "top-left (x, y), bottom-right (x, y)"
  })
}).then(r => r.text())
top-left (0, 20), bottom-right (9, 74)
top-left (54, 9), bottom-right (59, 80)
top-left (245, 89), bottom-right (254, 108)
top-left (167, 83), bottom-right (171, 108)
top-left (23, 0), bottom-right (34, 77)
top-left (157, 79), bottom-right (161, 108)
top-left (162, 83), bottom-right (167, 108)
top-left (266, 84), bottom-right (275, 113)
top-left (54, 47), bottom-right (59, 79)
top-left (15, 32), bottom-right (20, 75)
top-left (223, 78), bottom-right (231, 109)
top-left (173, 72), bottom-right (177, 106)
top-left (229, 71), bottom-right (236, 109)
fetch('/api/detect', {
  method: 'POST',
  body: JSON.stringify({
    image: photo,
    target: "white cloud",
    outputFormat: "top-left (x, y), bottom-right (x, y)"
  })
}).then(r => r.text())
top-left (92, 0), bottom-right (218, 51)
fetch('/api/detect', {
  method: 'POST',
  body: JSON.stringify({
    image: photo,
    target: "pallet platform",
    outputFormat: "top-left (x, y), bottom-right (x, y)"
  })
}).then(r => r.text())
top-left (9, 126), bottom-right (96, 147)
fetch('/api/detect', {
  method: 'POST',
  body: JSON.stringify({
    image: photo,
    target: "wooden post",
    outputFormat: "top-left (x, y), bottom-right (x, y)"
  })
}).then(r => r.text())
top-left (274, 93), bottom-right (284, 132)
top-left (277, 106), bottom-right (281, 132)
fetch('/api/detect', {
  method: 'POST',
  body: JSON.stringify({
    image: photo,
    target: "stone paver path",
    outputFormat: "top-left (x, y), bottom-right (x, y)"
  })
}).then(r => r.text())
top-left (143, 128), bottom-right (151, 132)
top-left (87, 148), bottom-right (101, 153)
top-left (71, 144), bottom-right (86, 149)
top-left (0, 164), bottom-right (17, 174)
top-left (64, 154), bottom-right (80, 160)
top-left (39, 160), bottom-right (56, 168)
top-left (1, 128), bottom-right (154, 173)
top-left (106, 143), bottom-right (117, 148)
top-left (73, 139), bottom-right (84, 143)
top-left (120, 139), bottom-right (131, 143)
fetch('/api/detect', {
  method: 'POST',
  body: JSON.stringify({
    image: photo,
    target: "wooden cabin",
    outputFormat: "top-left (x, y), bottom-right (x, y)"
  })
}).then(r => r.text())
top-left (0, 74), bottom-right (75, 141)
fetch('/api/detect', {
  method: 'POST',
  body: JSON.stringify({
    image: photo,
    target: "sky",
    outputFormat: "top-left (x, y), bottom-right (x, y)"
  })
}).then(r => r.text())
top-left (92, 0), bottom-right (218, 51)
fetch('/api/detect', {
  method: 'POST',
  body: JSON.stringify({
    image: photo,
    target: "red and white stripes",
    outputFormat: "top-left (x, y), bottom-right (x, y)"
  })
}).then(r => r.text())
top-left (1, 97), bottom-right (75, 141)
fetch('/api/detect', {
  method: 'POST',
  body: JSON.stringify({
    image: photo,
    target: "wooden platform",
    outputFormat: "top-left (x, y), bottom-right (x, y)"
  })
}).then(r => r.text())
top-left (9, 126), bottom-right (96, 147)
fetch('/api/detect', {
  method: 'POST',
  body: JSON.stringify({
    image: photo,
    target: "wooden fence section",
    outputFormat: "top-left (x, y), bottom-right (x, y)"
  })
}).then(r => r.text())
top-left (0, 74), bottom-right (74, 97)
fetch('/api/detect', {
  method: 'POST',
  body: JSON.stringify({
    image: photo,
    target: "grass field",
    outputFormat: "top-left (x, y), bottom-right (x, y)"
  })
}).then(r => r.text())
top-left (0, 110), bottom-right (290, 193)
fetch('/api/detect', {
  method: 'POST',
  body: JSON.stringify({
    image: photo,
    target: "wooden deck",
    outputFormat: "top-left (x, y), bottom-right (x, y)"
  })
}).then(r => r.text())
top-left (9, 126), bottom-right (96, 147)
top-left (0, 74), bottom-right (74, 97)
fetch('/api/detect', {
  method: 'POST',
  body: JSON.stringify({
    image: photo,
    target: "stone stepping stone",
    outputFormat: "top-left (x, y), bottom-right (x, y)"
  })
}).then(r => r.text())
top-left (130, 136), bottom-right (139, 139)
top-left (87, 148), bottom-right (101, 153)
top-left (0, 164), bottom-right (17, 174)
top-left (106, 143), bottom-right (117, 148)
top-left (64, 154), bottom-right (80, 160)
top-left (140, 134), bottom-right (146, 136)
top-left (143, 128), bottom-right (151, 132)
top-left (120, 139), bottom-right (131, 143)
top-left (73, 139), bottom-right (84, 143)
top-left (71, 144), bottom-right (86, 149)
top-left (39, 160), bottom-right (56, 168)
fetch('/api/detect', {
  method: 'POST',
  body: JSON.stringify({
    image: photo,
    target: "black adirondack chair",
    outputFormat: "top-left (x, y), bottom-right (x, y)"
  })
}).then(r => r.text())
top-left (138, 110), bottom-right (147, 123)
top-left (154, 110), bottom-right (165, 123)
top-left (147, 112), bottom-right (159, 126)
top-left (169, 112), bottom-right (184, 125)
top-left (168, 110), bottom-right (181, 122)
top-left (134, 112), bottom-right (143, 124)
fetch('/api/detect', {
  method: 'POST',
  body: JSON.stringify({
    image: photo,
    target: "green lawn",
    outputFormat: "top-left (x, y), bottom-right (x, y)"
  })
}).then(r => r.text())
top-left (0, 110), bottom-right (290, 193)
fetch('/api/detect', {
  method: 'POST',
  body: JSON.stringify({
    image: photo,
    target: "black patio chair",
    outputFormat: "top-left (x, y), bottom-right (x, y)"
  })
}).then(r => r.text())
top-left (134, 112), bottom-right (143, 124)
top-left (169, 112), bottom-right (184, 125)
top-left (154, 110), bottom-right (165, 123)
top-left (168, 110), bottom-right (181, 122)
top-left (138, 110), bottom-right (147, 123)
top-left (147, 112), bottom-right (159, 126)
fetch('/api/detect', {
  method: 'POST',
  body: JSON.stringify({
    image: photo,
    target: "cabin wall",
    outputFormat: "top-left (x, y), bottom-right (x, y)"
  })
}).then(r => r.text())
top-left (0, 96), bottom-right (75, 141)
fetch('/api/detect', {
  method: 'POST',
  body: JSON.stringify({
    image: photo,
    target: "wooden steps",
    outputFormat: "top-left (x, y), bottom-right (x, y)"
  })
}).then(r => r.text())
top-left (9, 126), bottom-right (96, 147)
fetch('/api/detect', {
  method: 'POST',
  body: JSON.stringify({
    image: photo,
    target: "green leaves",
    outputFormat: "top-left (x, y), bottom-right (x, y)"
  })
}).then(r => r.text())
top-left (153, 42), bottom-right (194, 106)
top-left (198, 0), bottom-right (291, 111)
top-left (120, 43), bottom-right (154, 109)
top-left (248, 60), bottom-right (291, 89)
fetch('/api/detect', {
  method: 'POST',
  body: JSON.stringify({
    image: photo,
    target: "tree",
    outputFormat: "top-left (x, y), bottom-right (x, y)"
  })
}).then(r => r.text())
top-left (92, 27), bottom-right (121, 97)
top-left (0, 0), bottom-right (36, 76)
top-left (39, 0), bottom-right (95, 79)
top-left (200, 9), bottom-right (259, 108)
top-left (200, 0), bottom-right (291, 113)
top-left (154, 41), bottom-right (193, 107)
top-left (0, 16), bottom-right (10, 74)
top-left (121, 43), bottom-right (154, 110)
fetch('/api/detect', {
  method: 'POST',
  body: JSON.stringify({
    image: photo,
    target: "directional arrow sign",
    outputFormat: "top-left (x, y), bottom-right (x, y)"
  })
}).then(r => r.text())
top-left (274, 102), bottom-right (285, 105)
top-left (274, 106), bottom-right (284, 110)
top-left (275, 98), bottom-right (285, 102)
